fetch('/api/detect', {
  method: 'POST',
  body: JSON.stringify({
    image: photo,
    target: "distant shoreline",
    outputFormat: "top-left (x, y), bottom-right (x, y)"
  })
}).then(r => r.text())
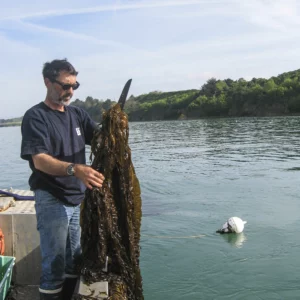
top-left (0, 122), bottom-right (22, 128)
top-left (2, 114), bottom-right (300, 128)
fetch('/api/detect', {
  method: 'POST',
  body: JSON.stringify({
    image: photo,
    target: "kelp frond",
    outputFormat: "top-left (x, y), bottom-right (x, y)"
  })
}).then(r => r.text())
top-left (80, 103), bottom-right (143, 300)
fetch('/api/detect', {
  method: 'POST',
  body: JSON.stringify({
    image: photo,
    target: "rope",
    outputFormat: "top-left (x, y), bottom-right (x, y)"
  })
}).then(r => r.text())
top-left (142, 234), bottom-right (205, 239)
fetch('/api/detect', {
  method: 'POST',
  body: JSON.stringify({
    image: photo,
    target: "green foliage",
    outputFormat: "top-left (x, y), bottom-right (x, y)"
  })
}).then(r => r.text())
top-left (124, 90), bottom-right (199, 121)
top-left (129, 69), bottom-right (300, 120)
top-left (71, 97), bottom-right (116, 122)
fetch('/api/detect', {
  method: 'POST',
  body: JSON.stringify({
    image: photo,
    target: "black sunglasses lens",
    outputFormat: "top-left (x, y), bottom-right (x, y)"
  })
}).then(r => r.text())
top-left (62, 84), bottom-right (71, 90)
top-left (62, 82), bottom-right (79, 90)
top-left (73, 82), bottom-right (80, 90)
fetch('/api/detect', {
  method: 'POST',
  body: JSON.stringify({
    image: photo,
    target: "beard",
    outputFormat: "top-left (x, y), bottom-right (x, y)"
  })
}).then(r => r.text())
top-left (49, 87), bottom-right (72, 106)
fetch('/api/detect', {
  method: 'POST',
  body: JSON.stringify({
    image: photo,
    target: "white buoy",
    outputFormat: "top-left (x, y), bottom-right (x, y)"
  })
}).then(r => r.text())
top-left (216, 217), bottom-right (247, 234)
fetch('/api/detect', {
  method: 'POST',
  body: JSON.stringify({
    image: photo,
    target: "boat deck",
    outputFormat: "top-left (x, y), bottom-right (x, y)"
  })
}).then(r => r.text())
top-left (6, 284), bottom-right (39, 300)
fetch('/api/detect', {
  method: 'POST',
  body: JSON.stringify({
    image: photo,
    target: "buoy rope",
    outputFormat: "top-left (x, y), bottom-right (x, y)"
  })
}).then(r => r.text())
top-left (141, 234), bottom-right (205, 239)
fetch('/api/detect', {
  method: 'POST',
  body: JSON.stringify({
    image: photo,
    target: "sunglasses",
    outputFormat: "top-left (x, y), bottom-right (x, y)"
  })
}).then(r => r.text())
top-left (52, 79), bottom-right (80, 90)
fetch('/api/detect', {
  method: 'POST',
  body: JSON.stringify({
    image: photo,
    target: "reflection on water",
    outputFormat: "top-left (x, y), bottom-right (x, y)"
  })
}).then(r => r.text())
top-left (221, 232), bottom-right (247, 248)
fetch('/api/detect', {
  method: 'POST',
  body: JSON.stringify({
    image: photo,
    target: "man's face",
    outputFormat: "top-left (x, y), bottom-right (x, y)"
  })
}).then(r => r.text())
top-left (48, 71), bottom-right (77, 106)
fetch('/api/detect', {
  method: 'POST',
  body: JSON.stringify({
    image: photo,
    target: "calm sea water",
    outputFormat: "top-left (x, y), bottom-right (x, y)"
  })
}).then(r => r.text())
top-left (1, 117), bottom-right (300, 299)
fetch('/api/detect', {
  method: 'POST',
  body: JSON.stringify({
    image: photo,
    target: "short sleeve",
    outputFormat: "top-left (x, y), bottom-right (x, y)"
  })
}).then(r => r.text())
top-left (80, 109), bottom-right (97, 145)
top-left (20, 111), bottom-right (51, 161)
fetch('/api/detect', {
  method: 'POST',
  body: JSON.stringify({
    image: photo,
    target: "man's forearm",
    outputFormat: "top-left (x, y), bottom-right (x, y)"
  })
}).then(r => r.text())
top-left (32, 153), bottom-right (70, 176)
top-left (32, 153), bottom-right (105, 189)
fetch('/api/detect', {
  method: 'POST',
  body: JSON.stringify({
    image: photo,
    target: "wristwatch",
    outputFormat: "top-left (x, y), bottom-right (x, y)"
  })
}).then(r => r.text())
top-left (66, 163), bottom-right (75, 176)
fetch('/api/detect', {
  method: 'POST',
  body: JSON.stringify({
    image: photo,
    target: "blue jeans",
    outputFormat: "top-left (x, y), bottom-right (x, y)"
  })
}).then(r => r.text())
top-left (34, 189), bottom-right (82, 294)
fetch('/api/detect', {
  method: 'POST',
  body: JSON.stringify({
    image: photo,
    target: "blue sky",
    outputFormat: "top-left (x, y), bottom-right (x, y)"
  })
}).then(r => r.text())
top-left (1, 0), bottom-right (300, 118)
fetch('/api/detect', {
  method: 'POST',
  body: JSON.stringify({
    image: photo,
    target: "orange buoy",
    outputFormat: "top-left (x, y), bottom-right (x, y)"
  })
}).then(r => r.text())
top-left (0, 228), bottom-right (5, 255)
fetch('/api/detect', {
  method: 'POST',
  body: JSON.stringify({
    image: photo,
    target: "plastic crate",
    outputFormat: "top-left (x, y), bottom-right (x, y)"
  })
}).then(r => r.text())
top-left (0, 256), bottom-right (15, 300)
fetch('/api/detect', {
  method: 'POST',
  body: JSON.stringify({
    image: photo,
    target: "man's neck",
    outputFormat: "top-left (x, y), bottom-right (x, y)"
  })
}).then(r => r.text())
top-left (44, 98), bottom-right (65, 112)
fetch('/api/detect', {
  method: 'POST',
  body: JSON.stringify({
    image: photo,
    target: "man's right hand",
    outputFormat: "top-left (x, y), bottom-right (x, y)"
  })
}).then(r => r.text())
top-left (74, 164), bottom-right (105, 189)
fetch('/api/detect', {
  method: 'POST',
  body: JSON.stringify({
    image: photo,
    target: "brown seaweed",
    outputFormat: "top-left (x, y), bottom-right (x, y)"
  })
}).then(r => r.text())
top-left (78, 81), bottom-right (143, 300)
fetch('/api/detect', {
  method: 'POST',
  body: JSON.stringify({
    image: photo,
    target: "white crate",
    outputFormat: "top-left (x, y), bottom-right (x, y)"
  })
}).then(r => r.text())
top-left (0, 199), bottom-right (41, 285)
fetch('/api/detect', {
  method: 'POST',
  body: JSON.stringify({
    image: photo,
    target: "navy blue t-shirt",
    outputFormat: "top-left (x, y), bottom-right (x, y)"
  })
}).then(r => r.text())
top-left (20, 102), bottom-right (97, 205)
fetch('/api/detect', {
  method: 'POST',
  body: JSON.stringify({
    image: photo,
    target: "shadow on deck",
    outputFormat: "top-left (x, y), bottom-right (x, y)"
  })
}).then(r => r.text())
top-left (6, 284), bottom-right (39, 300)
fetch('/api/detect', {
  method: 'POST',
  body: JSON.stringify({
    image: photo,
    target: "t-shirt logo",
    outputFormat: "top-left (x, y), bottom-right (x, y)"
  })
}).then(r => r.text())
top-left (76, 128), bottom-right (81, 136)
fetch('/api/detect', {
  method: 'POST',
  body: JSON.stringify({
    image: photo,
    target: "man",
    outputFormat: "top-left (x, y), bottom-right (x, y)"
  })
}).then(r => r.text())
top-left (21, 59), bottom-right (104, 300)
